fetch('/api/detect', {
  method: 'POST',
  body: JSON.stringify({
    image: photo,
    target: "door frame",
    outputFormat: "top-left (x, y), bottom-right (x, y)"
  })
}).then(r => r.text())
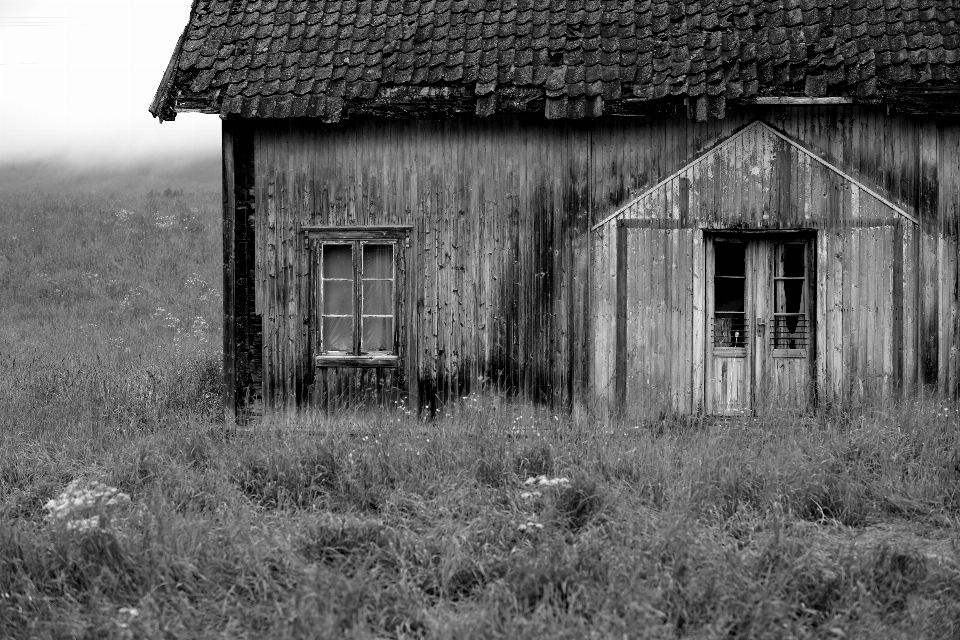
top-left (703, 229), bottom-right (818, 415)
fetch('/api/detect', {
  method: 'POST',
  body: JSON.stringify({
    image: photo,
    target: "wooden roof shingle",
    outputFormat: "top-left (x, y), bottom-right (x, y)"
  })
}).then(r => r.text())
top-left (151, 0), bottom-right (960, 121)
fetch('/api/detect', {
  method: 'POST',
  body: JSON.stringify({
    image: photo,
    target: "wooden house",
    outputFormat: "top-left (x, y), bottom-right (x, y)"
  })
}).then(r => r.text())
top-left (151, 0), bottom-right (960, 421)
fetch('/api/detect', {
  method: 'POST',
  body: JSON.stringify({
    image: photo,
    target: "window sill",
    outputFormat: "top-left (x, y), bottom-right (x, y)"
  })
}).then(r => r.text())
top-left (315, 354), bottom-right (399, 368)
top-left (771, 349), bottom-right (807, 358)
top-left (712, 347), bottom-right (747, 357)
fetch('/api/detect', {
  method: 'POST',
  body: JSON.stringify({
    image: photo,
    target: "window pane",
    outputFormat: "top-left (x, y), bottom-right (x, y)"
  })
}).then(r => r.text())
top-left (323, 280), bottom-right (354, 315)
top-left (715, 243), bottom-right (745, 277)
top-left (715, 278), bottom-right (744, 313)
top-left (773, 316), bottom-right (808, 349)
top-left (775, 279), bottom-right (804, 314)
top-left (362, 280), bottom-right (393, 315)
top-left (363, 244), bottom-right (393, 279)
top-left (362, 317), bottom-right (393, 352)
top-left (322, 316), bottom-right (354, 352)
top-left (776, 244), bottom-right (804, 278)
top-left (713, 240), bottom-right (746, 348)
top-left (714, 315), bottom-right (747, 347)
top-left (322, 244), bottom-right (353, 279)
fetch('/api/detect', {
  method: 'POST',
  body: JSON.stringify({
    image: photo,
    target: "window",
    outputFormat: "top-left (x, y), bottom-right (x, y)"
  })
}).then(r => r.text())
top-left (713, 241), bottom-right (747, 348)
top-left (772, 243), bottom-right (808, 350)
top-left (306, 227), bottom-right (408, 367)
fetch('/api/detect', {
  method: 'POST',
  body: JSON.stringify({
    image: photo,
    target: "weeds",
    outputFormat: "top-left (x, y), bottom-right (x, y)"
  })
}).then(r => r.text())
top-left (553, 477), bottom-right (604, 531)
top-left (2, 165), bottom-right (959, 638)
top-left (4, 399), bottom-right (960, 640)
top-left (232, 444), bottom-right (340, 509)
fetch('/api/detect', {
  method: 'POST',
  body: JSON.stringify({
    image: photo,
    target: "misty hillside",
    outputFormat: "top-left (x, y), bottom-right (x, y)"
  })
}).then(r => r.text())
top-left (0, 155), bottom-right (221, 194)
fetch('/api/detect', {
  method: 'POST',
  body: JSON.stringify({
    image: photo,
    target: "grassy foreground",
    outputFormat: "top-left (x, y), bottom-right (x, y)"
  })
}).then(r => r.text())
top-left (1, 161), bottom-right (960, 639)
top-left (3, 402), bottom-right (960, 639)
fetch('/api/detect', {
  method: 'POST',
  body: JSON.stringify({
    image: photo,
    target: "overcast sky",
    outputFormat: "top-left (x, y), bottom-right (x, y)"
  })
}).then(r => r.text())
top-left (0, 0), bottom-right (220, 164)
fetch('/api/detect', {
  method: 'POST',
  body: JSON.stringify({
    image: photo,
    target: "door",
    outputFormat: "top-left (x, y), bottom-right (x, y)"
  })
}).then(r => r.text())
top-left (706, 235), bottom-right (815, 415)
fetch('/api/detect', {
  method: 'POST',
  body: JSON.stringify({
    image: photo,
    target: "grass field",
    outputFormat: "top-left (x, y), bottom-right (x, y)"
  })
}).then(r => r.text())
top-left (1, 159), bottom-right (959, 639)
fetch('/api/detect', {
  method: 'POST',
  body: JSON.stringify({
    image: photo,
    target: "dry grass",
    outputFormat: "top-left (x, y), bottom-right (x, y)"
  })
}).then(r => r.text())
top-left (1, 161), bottom-right (959, 639)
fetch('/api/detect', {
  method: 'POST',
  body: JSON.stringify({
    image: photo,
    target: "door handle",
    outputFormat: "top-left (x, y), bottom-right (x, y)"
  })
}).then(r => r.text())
top-left (756, 316), bottom-right (766, 336)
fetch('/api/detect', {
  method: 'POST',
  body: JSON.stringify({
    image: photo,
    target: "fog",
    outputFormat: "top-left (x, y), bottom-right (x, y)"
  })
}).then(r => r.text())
top-left (0, 0), bottom-right (221, 165)
top-left (0, 153), bottom-right (221, 193)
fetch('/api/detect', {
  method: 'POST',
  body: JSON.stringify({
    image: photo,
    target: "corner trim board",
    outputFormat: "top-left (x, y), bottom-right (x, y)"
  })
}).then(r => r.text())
top-left (221, 119), bottom-right (237, 424)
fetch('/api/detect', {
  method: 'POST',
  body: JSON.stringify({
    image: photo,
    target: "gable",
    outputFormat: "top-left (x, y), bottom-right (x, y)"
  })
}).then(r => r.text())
top-left (151, 1), bottom-right (960, 123)
top-left (591, 120), bottom-right (919, 231)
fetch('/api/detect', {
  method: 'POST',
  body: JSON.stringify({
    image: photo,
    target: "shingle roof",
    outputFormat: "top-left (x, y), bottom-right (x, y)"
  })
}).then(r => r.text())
top-left (150, 0), bottom-right (960, 122)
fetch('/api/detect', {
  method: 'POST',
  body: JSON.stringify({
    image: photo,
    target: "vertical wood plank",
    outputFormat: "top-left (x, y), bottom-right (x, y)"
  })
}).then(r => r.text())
top-left (919, 120), bottom-right (939, 389)
top-left (625, 227), bottom-right (640, 419)
top-left (816, 228), bottom-right (828, 402)
top-left (892, 221), bottom-right (904, 394)
top-left (222, 118), bottom-right (237, 424)
top-left (615, 222), bottom-right (627, 413)
top-left (938, 232), bottom-right (950, 394)
top-left (904, 224), bottom-right (918, 392)
top-left (692, 228), bottom-right (705, 413)
top-left (705, 236), bottom-right (715, 413)
top-left (882, 225), bottom-right (894, 399)
top-left (669, 226), bottom-right (680, 411)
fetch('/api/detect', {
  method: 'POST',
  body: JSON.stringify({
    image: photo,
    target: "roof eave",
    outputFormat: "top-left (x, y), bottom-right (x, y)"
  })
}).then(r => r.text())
top-left (150, 24), bottom-right (189, 122)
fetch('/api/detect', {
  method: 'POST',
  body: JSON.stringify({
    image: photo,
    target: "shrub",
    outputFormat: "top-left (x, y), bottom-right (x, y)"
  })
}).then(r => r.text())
top-left (299, 516), bottom-right (396, 564)
top-left (514, 444), bottom-right (554, 478)
top-left (553, 477), bottom-right (604, 531)
top-left (475, 456), bottom-right (510, 488)
top-left (788, 466), bottom-right (872, 527)
top-left (232, 445), bottom-right (340, 509)
top-left (862, 544), bottom-right (928, 611)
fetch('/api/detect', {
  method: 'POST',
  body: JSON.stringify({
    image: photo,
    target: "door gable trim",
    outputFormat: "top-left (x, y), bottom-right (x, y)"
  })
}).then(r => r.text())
top-left (759, 123), bottom-right (918, 227)
top-left (591, 121), bottom-right (919, 232)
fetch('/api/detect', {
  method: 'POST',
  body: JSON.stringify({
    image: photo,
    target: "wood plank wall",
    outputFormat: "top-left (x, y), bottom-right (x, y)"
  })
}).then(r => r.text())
top-left (591, 107), bottom-right (959, 417)
top-left (252, 116), bottom-right (592, 413)
top-left (235, 107), bottom-right (958, 416)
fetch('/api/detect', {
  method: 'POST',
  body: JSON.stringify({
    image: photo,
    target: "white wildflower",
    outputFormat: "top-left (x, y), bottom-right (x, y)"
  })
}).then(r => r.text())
top-left (524, 475), bottom-right (571, 487)
top-left (65, 517), bottom-right (100, 533)
top-left (518, 520), bottom-right (543, 532)
top-left (44, 479), bottom-right (130, 533)
top-left (116, 606), bottom-right (140, 629)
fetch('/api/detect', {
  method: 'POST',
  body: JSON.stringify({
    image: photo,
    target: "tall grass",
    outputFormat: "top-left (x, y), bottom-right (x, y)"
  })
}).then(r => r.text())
top-left (0, 164), bottom-right (224, 436)
top-left (1, 162), bottom-right (959, 638)
top-left (2, 399), bottom-right (959, 638)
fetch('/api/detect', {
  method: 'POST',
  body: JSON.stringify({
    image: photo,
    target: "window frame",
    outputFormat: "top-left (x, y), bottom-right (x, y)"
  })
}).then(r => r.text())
top-left (711, 238), bottom-right (749, 357)
top-left (304, 226), bottom-right (410, 368)
top-left (770, 240), bottom-right (809, 358)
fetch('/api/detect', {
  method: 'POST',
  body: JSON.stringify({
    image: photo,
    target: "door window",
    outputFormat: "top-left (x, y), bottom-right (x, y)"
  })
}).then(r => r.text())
top-left (713, 242), bottom-right (747, 348)
top-left (772, 243), bottom-right (808, 350)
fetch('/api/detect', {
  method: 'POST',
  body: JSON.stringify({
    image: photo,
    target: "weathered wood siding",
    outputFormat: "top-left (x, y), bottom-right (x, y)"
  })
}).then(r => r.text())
top-left (251, 115), bottom-right (592, 412)
top-left (228, 106), bottom-right (958, 416)
top-left (591, 107), bottom-right (959, 416)
top-left (619, 225), bottom-right (699, 417)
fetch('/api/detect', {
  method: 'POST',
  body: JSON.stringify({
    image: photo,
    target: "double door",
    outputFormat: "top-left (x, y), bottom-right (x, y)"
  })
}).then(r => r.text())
top-left (705, 235), bottom-right (815, 414)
